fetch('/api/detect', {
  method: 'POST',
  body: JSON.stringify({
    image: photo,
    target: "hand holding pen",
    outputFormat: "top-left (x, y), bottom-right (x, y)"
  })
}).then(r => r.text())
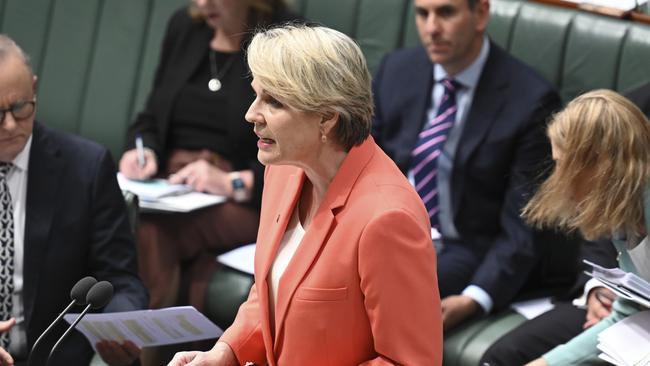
top-left (118, 135), bottom-right (158, 180)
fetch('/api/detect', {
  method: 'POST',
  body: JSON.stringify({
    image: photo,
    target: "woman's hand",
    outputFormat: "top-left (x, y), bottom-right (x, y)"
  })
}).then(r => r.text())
top-left (119, 148), bottom-right (158, 180)
top-left (584, 287), bottom-right (616, 329)
top-left (0, 319), bottom-right (15, 366)
top-left (525, 357), bottom-right (548, 366)
top-left (168, 160), bottom-right (231, 195)
top-left (95, 340), bottom-right (141, 366)
top-left (167, 342), bottom-right (238, 366)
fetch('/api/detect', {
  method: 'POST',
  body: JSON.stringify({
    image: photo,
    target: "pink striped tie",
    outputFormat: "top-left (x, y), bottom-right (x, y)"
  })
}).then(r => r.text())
top-left (411, 78), bottom-right (461, 228)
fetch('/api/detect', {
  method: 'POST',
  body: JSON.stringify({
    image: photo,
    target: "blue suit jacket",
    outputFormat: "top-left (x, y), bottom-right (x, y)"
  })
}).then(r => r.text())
top-left (21, 123), bottom-right (147, 366)
top-left (371, 42), bottom-right (561, 309)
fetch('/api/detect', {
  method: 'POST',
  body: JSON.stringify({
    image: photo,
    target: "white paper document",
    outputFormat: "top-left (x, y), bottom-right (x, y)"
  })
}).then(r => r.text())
top-left (140, 192), bottom-right (226, 213)
top-left (217, 243), bottom-right (256, 275)
top-left (584, 260), bottom-right (650, 308)
top-left (63, 306), bottom-right (223, 350)
top-left (563, 0), bottom-right (647, 11)
top-left (117, 173), bottom-right (191, 201)
top-left (117, 173), bottom-right (226, 212)
top-left (597, 310), bottom-right (650, 366)
top-left (510, 297), bottom-right (555, 320)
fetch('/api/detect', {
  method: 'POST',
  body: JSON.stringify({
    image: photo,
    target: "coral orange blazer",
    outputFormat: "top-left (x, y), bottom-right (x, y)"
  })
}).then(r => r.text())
top-left (220, 137), bottom-right (442, 365)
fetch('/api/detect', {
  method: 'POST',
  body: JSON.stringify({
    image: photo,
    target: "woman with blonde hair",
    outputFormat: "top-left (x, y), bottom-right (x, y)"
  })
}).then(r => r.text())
top-left (168, 24), bottom-right (442, 366)
top-left (523, 89), bottom-right (650, 366)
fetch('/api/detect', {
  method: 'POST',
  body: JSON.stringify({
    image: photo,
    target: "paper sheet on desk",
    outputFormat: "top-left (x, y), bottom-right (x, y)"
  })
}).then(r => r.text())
top-left (63, 306), bottom-right (222, 350)
top-left (217, 243), bottom-right (256, 275)
top-left (117, 173), bottom-right (190, 201)
top-left (510, 297), bottom-right (554, 320)
top-left (140, 192), bottom-right (226, 213)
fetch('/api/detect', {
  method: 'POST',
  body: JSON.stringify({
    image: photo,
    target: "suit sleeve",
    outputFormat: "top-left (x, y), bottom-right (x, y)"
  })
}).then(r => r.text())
top-left (358, 209), bottom-right (442, 366)
top-left (88, 149), bottom-right (148, 312)
top-left (470, 90), bottom-right (561, 310)
top-left (219, 284), bottom-right (267, 365)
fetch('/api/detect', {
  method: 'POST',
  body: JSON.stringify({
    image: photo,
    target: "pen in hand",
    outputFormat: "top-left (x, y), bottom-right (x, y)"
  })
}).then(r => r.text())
top-left (135, 134), bottom-right (146, 169)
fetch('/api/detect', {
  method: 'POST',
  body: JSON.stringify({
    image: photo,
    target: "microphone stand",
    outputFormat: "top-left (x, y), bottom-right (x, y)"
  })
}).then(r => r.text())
top-left (26, 299), bottom-right (76, 366)
top-left (45, 303), bottom-right (94, 365)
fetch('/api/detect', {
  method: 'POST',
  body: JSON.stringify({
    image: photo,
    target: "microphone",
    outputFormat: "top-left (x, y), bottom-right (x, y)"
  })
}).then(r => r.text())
top-left (46, 281), bottom-right (114, 365)
top-left (27, 276), bottom-right (97, 366)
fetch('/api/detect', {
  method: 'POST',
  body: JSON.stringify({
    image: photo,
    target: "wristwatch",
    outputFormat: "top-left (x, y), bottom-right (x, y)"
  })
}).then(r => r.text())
top-left (230, 172), bottom-right (248, 202)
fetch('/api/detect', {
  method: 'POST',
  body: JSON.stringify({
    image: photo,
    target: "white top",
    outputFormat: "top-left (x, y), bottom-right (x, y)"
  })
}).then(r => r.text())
top-left (268, 203), bottom-right (305, 323)
top-left (5, 135), bottom-right (32, 357)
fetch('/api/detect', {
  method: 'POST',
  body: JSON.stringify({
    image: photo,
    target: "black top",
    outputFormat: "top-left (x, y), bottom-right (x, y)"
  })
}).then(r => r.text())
top-left (125, 6), bottom-right (300, 208)
top-left (169, 50), bottom-right (250, 152)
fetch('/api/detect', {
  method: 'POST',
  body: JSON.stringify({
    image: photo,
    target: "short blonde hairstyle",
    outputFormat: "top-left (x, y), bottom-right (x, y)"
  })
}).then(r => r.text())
top-left (523, 89), bottom-right (650, 240)
top-left (247, 24), bottom-right (373, 150)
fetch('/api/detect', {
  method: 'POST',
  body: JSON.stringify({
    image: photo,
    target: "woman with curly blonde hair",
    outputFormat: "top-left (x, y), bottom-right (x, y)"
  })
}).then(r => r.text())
top-left (524, 89), bottom-right (650, 366)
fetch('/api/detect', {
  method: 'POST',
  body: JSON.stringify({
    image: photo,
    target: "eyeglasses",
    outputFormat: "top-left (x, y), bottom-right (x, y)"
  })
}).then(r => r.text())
top-left (0, 99), bottom-right (36, 124)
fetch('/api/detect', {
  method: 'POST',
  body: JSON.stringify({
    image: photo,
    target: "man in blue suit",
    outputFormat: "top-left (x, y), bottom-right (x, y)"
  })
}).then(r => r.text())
top-left (372, 0), bottom-right (561, 329)
top-left (0, 35), bottom-right (147, 365)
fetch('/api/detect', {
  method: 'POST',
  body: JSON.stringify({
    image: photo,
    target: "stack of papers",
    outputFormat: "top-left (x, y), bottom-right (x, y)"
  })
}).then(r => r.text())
top-left (63, 306), bottom-right (223, 350)
top-left (597, 310), bottom-right (650, 366)
top-left (584, 260), bottom-right (650, 308)
top-left (117, 173), bottom-right (191, 201)
top-left (117, 173), bottom-right (226, 212)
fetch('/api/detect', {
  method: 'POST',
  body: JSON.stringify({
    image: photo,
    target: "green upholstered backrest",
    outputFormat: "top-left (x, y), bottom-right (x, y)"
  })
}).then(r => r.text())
top-left (618, 23), bottom-right (650, 94)
top-left (0, 0), bottom-right (184, 160)
top-left (509, 3), bottom-right (575, 87)
top-left (486, 0), bottom-right (522, 50)
top-left (559, 14), bottom-right (629, 102)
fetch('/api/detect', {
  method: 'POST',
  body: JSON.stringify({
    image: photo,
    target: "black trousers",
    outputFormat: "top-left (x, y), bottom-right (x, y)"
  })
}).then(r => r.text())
top-left (479, 302), bottom-right (586, 365)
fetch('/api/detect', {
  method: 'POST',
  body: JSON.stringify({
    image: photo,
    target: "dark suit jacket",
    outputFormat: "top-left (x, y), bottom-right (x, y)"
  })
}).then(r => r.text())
top-left (22, 123), bottom-right (147, 366)
top-left (371, 42), bottom-right (561, 309)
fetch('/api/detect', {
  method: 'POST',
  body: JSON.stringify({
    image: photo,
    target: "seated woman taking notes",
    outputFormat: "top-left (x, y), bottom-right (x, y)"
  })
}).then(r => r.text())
top-left (167, 25), bottom-right (443, 366)
top-left (523, 90), bottom-right (650, 366)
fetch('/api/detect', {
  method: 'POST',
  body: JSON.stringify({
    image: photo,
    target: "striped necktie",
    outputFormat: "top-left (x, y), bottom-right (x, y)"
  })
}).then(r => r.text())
top-left (411, 78), bottom-right (461, 229)
top-left (0, 162), bottom-right (14, 349)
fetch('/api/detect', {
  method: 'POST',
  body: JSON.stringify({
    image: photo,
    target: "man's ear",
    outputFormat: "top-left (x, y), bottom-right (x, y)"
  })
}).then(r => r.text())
top-left (32, 75), bottom-right (38, 94)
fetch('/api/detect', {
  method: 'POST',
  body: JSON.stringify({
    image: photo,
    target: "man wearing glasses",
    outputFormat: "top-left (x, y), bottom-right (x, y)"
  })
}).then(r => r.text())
top-left (0, 35), bottom-right (147, 366)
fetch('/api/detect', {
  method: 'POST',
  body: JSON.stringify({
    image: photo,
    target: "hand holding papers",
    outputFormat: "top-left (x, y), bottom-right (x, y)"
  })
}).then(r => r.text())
top-left (584, 260), bottom-right (650, 308)
top-left (63, 306), bottom-right (222, 350)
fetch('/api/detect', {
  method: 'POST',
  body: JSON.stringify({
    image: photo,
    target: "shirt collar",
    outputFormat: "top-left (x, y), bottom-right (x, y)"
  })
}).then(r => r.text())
top-left (11, 134), bottom-right (32, 173)
top-left (433, 36), bottom-right (490, 90)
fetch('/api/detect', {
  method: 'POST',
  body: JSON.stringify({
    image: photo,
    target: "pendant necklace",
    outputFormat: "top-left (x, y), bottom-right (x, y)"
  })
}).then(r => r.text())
top-left (208, 49), bottom-right (237, 92)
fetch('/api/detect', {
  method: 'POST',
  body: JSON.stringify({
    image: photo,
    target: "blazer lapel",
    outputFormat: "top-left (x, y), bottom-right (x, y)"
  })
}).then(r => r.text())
top-left (23, 123), bottom-right (64, 334)
top-left (272, 138), bottom-right (376, 350)
top-left (254, 169), bottom-right (303, 363)
top-left (452, 42), bottom-right (508, 213)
